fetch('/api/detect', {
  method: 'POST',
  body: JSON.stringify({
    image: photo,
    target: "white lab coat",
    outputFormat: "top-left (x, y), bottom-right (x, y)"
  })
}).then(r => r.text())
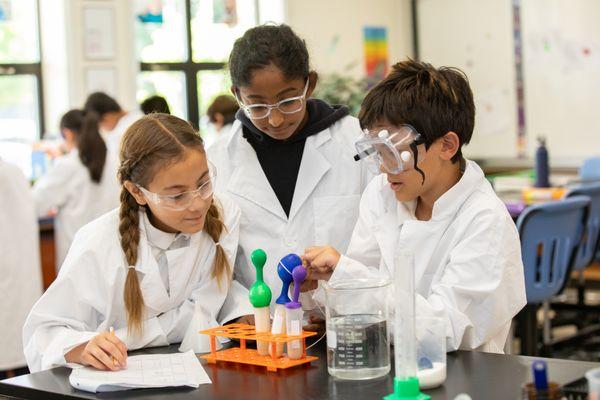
top-left (326, 160), bottom-right (526, 353)
top-left (104, 111), bottom-right (143, 158)
top-left (32, 150), bottom-right (120, 268)
top-left (23, 194), bottom-right (253, 372)
top-left (0, 160), bottom-right (43, 370)
top-left (208, 117), bottom-right (373, 301)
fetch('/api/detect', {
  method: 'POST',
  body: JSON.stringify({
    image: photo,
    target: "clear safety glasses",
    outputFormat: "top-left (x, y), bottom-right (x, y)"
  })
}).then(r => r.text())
top-left (236, 78), bottom-right (309, 120)
top-left (137, 164), bottom-right (216, 211)
top-left (354, 124), bottom-right (426, 174)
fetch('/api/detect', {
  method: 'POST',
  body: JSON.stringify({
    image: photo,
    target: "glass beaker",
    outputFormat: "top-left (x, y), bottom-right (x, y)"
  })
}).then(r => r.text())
top-left (416, 316), bottom-right (446, 389)
top-left (587, 367), bottom-right (600, 400)
top-left (324, 278), bottom-right (391, 380)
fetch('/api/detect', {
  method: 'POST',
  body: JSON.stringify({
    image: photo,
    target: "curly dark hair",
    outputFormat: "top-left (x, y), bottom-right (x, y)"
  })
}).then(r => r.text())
top-left (228, 24), bottom-right (309, 87)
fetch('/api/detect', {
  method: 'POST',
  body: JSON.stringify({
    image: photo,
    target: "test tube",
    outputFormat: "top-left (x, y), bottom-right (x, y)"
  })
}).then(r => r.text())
top-left (270, 254), bottom-right (301, 357)
top-left (270, 304), bottom-right (286, 357)
top-left (286, 306), bottom-right (303, 359)
top-left (285, 266), bottom-right (307, 360)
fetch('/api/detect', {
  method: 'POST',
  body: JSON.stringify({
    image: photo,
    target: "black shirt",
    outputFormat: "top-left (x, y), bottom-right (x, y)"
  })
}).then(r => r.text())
top-left (238, 99), bottom-right (349, 217)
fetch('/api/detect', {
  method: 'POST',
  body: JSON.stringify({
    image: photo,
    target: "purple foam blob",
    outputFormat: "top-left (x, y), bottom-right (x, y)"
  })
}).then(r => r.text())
top-left (286, 266), bottom-right (307, 309)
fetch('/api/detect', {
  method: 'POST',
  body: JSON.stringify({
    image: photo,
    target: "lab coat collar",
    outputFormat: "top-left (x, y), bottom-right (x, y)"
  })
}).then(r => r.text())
top-left (225, 129), bottom-right (288, 221)
top-left (429, 159), bottom-right (484, 221)
top-left (225, 120), bottom-right (242, 147)
top-left (142, 211), bottom-right (177, 251)
top-left (137, 210), bottom-right (201, 255)
top-left (376, 159), bottom-right (483, 226)
top-left (288, 129), bottom-right (332, 220)
top-left (224, 123), bottom-right (332, 222)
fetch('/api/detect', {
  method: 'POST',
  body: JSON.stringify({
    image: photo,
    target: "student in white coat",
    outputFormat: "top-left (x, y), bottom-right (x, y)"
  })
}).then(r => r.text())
top-left (208, 25), bottom-right (372, 323)
top-left (204, 94), bottom-right (239, 148)
top-left (303, 60), bottom-right (527, 353)
top-left (23, 114), bottom-right (254, 372)
top-left (32, 109), bottom-right (120, 268)
top-left (0, 159), bottom-right (43, 378)
top-left (84, 92), bottom-right (143, 158)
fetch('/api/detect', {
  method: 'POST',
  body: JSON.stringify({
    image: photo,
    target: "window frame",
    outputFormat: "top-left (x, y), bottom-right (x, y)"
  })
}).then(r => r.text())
top-left (139, 0), bottom-right (228, 128)
top-left (0, 0), bottom-right (45, 138)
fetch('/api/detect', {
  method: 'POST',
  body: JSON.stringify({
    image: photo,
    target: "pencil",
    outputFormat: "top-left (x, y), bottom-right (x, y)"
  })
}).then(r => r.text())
top-left (109, 326), bottom-right (118, 367)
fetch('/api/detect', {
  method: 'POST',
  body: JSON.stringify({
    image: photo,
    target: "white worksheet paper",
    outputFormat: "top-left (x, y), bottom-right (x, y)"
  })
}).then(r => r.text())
top-left (69, 350), bottom-right (211, 393)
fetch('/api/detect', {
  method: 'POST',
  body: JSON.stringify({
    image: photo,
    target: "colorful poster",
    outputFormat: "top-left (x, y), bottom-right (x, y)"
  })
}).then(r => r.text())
top-left (363, 26), bottom-right (389, 86)
top-left (137, 0), bottom-right (164, 24)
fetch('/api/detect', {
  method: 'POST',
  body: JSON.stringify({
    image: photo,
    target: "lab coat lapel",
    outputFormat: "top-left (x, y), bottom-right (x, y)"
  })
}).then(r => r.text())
top-left (226, 134), bottom-right (287, 221)
top-left (136, 232), bottom-right (172, 312)
top-left (288, 130), bottom-right (332, 220)
top-left (165, 237), bottom-right (204, 306)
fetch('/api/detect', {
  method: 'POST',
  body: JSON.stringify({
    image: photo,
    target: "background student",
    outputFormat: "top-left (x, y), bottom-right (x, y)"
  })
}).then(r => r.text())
top-left (0, 159), bottom-right (43, 377)
top-left (204, 94), bottom-right (239, 148)
top-left (32, 109), bottom-right (120, 268)
top-left (83, 92), bottom-right (143, 158)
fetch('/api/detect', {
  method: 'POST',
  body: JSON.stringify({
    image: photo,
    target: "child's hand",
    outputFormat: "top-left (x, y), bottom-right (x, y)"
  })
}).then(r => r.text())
top-left (65, 332), bottom-right (127, 371)
top-left (302, 246), bottom-right (341, 281)
top-left (234, 314), bottom-right (255, 325)
top-left (303, 315), bottom-right (326, 334)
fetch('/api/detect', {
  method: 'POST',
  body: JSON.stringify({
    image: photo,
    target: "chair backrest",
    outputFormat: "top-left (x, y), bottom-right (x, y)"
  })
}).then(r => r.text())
top-left (580, 157), bottom-right (600, 181)
top-left (516, 196), bottom-right (590, 304)
top-left (567, 183), bottom-right (600, 271)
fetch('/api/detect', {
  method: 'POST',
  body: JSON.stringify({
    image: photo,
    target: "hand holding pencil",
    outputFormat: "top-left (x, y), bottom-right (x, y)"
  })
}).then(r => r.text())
top-left (64, 327), bottom-right (128, 371)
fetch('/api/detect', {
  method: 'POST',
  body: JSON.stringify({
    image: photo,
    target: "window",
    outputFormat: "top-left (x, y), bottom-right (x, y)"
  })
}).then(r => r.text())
top-left (134, 0), bottom-right (256, 129)
top-left (0, 0), bottom-right (44, 142)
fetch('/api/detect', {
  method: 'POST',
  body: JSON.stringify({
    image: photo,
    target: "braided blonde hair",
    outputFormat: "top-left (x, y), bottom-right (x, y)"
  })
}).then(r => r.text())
top-left (118, 113), bottom-right (230, 334)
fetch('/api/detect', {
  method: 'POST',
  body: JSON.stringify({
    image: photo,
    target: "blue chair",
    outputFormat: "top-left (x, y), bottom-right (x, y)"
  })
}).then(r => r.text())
top-left (515, 196), bottom-right (590, 355)
top-left (549, 184), bottom-right (600, 338)
top-left (580, 157), bottom-right (600, 182)
top-left (567, 183), bottom-right (600, 273)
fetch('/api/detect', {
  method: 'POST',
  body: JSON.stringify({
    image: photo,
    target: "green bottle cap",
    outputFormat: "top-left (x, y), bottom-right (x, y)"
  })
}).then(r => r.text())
top-left (249, 249), bottom-right (271, 308)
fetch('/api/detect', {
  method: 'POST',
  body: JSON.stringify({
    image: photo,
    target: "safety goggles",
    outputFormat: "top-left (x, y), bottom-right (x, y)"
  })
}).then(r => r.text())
top-left (236, 78), bottom-right (309, 120)
top-left (137, 163), bottom-right (216, 211)
top-left (354, 124), bottom-right (426, 174)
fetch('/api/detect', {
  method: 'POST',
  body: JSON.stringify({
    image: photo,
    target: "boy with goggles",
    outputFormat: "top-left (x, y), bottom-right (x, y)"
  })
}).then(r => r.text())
top-left (303, 60), bottom-right (526, 353)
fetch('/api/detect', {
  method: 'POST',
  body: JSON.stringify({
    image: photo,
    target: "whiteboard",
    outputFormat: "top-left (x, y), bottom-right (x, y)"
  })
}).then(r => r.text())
top-left (417, 0), bottom-right (518, 159)
top-left (521, 0), bottom-right (600, 160)
top-left (417, 0), bottom-right (600, 162)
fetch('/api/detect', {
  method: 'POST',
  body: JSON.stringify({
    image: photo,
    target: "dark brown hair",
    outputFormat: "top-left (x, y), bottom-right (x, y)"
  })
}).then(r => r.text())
top-left (118, 113), bottom-right (230, 334)
top-left (60, 109), bottom-right (107, 183)
top-left (207, 95), bottom-right (239, 125)
top-left (359, 59), bottom-right (475, 163)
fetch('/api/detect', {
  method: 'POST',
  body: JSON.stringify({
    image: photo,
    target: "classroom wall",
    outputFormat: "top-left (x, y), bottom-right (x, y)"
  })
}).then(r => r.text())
top-left (418, 0), bottom-right (600, 164)
top-left (39, 0), bottom-right (138, 136)
top-left (284, 0), bottom-right (414, 79)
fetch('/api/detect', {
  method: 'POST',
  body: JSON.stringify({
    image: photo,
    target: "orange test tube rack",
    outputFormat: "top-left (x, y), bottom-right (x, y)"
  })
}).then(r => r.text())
top-left (200, 323), bottom-right (318, 372)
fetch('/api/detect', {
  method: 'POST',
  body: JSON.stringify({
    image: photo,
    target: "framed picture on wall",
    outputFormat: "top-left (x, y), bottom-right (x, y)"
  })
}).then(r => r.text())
top-left (83, 6), bottom-right (116, 60)
top-left (85, 67), bottom-right (118, 97)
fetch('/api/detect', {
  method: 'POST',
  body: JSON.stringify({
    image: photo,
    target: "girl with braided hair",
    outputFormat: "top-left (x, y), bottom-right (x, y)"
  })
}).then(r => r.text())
top-left (23, 113), bottom-right (254, 372)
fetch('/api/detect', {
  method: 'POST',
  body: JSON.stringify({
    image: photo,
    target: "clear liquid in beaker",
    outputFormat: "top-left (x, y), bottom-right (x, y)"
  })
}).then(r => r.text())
top-left (327, 314), bottom-right (390, 380)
